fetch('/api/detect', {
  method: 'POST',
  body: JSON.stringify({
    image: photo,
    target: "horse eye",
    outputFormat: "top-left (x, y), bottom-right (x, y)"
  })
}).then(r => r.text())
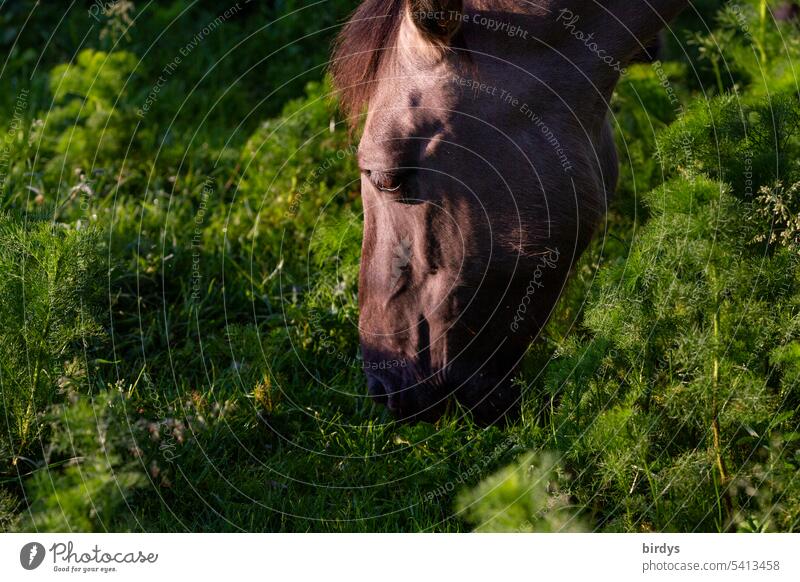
top-left (366, 170), bottom-right (405, 192)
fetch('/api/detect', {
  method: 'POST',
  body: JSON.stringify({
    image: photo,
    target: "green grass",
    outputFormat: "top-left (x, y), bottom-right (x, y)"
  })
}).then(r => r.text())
top-left (1, 0), bottom-right (799, 532)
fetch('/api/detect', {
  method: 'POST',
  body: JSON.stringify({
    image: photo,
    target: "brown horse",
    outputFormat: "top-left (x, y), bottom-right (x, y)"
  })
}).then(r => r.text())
top-left (331, 0), bottom-right (688, 424)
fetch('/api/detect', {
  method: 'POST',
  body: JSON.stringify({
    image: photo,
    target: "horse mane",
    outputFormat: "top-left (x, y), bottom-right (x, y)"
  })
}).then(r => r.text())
top-left (330, 0), bottom-right (406, 124)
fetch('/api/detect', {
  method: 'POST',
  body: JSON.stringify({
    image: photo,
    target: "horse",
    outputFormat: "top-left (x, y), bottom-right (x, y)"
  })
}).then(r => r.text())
top-left (331, 0), bottom-right (688, 424)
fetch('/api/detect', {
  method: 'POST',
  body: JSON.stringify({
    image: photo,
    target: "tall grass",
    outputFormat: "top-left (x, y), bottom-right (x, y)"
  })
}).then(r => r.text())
top-left (1, 0), bottom-right (798, 532)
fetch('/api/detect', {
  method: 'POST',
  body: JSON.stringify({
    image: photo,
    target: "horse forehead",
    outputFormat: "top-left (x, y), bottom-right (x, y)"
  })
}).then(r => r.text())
top-left (366, 70), bottom-right (458, 138)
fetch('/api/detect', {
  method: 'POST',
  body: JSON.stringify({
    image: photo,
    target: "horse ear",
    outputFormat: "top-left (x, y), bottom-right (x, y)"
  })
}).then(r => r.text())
top-left (407, 0), bottom-right (463, 42)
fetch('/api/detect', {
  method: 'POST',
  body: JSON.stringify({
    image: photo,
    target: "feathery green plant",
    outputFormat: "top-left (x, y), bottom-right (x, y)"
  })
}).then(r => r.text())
top-left (1, 0), bottom-right (798, 533)
top-left (19, 390), bottom-right (145, 532)
top-left (457, 452), bottom-right (587, 532)
top-left (0, 216), bottom-right (102, 463)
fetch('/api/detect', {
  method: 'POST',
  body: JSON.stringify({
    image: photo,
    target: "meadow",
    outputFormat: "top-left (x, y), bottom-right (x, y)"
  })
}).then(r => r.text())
top-left (0, 0), bottom-right (798, 532)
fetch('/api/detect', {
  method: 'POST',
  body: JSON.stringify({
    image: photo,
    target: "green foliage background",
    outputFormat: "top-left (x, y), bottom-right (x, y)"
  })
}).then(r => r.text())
top-left (0, 0), bottom-right (798, 532)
